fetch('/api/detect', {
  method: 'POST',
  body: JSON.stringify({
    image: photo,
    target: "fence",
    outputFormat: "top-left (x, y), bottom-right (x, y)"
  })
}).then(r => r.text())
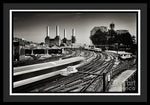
top-left (83, 59), bottom-right (136, 92)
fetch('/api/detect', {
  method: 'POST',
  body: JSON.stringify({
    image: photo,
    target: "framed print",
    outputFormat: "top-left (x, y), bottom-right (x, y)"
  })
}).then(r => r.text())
top-left (3, 3), bottom-right (147, 102)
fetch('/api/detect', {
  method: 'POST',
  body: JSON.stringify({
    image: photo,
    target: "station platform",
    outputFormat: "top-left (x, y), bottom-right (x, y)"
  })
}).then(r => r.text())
top-left (13, 57), bottom-right (85, 88)
top-left (14, 56), bottom-right (84, 76)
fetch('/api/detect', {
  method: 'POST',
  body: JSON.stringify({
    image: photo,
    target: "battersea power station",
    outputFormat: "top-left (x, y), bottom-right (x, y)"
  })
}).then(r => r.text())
top-left (45, 26), bottom-right (76, 47)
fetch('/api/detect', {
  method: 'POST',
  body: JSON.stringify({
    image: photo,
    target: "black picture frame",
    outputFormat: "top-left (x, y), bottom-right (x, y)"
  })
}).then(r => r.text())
top-left (3, 3), bottom-right (147, 102)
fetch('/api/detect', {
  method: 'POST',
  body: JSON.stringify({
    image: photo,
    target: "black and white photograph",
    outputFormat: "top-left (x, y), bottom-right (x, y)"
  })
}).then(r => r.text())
top-left (10, 10), bottom-right (140, 95)
top-left (3, 2), bottom-right (148, 102)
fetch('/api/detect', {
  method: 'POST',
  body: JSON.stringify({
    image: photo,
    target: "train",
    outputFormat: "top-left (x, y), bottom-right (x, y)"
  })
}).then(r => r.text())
top-left (105, 50), bottom-right (134, 60)
top-left (60, 66), bottom-right (78, 76)
top-left (84, 46), bottom-right (102, 52)
top-left (118, 51), bottom-right (133, 60)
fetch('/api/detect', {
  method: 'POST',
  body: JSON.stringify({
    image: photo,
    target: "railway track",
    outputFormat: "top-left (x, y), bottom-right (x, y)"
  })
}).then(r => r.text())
top-left (30, 51), bottom-right (100, 92)
top-left (58, 59), bottom-right (114, 92)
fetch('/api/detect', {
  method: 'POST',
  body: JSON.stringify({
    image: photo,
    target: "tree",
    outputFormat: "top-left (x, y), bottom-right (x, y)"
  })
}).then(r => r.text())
top-left (108, 37), bottom-right (115, 45)
top-left (118, 32), bottom-right (134, 46)
top-left (90, 29), bottom-right (107, 45)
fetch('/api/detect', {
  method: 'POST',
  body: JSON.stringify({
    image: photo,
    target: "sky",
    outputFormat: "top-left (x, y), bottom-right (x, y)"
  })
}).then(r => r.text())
top-left (13, 12), bottom-right (137, 45)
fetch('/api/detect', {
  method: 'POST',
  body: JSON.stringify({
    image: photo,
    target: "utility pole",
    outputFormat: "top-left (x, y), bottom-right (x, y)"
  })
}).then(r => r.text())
top-left (103, 73), bottom-right (106, 92)
top-left (117, 43), bottom-right (119, 55)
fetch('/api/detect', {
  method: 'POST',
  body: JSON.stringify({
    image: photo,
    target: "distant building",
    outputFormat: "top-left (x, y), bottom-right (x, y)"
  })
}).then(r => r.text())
top-left (13, 37), bottom-right (40, 61)
top-left (116, 30), bottom-right (129, 35)
top-left (90, 23), bottom-right (133, 47)
top-left (61, 28), bottom-right (76, 46)
top-left (108, 23), bottom-right (117, 38)
top-left (45, 26), bottom-right (61, 47)
top-left (91, 23), bottom-right (129, 38)
top-left (45, 25), bottom-right (76, 47)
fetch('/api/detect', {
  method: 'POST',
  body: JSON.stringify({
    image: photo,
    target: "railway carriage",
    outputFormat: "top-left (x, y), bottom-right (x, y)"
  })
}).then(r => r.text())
top-left (24, 48), bottom-right (63, 55)
top-left (118, 52), bottom-right (133, 60)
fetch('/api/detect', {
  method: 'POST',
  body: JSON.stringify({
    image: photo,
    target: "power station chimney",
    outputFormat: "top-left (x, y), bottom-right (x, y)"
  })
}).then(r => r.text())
top-left (71, 28), bottom-right (76, 43)
top-left (56, 25), bottom-right (59, 36)
top-left (72, 28), bottom-right (75, 36)
top-left (64, 29), bottom-right (66, 38)
top-left (47, 26), bottom-right (50, 37)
